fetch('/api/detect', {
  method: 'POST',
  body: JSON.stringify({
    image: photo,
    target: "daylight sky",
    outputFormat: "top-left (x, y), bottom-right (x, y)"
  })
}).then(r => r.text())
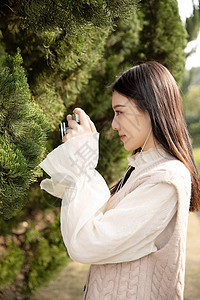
top-left (177, 0), bottom-right (200, 69)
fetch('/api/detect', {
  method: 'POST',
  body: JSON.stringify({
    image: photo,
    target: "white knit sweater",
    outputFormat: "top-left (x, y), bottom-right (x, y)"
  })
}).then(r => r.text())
top-left (39, 132), bottom-right (191, 299)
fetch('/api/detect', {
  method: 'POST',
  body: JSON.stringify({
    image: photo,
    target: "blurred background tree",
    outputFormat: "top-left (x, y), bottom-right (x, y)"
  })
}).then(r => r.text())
top-left (0, 0), bottom-right (199, 298)
top-left (181, 0), bottom-right (200, 170)
top-left (185, 0), bottom-right (200, 42)
top-left (182, 67), bottom-right (200, 149)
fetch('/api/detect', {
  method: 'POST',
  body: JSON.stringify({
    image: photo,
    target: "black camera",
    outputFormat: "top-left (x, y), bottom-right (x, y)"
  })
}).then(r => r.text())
top-left (59, 113), bottom-right (80, 140)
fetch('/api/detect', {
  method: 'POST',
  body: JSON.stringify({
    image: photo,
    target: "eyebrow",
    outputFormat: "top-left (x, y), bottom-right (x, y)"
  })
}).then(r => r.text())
top-left (113, 104), bottom-right (126, 109)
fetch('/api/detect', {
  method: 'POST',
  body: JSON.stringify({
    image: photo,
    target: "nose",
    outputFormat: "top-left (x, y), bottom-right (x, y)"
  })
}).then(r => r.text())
top-left (112, 116), bottom-right (119, 131)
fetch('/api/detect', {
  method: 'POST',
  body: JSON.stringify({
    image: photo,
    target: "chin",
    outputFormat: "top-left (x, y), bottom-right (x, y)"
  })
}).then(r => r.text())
top-left (124, 142), bottom-right (140, 152)
top-left (124, 145), bottom-right (135, 152)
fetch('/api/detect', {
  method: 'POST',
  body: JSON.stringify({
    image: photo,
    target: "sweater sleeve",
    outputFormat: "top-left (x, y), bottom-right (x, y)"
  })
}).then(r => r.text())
top-left (62, 179), bottom-right (177, 264)
top-left (39, 131), bottom-right (110, 200)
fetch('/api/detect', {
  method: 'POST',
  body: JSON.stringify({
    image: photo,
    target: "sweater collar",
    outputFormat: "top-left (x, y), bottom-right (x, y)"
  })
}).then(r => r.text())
top-left (128, 145), bottom-right (170, 168)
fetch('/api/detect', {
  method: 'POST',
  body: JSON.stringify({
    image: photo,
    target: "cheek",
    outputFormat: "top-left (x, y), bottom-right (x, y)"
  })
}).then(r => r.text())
top-left (121, 117), bottom-right (132, 132)
top-left (127, 114), bottom-right (151, 141)
top-left (133, 112), bottom-right (151, 131)
top-left (128, 114), bottom-right (145, 134)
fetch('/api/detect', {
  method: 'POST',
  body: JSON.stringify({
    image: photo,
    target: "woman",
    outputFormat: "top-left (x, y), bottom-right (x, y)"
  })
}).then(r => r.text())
top-left (39, 61), bottom-right (200, 299)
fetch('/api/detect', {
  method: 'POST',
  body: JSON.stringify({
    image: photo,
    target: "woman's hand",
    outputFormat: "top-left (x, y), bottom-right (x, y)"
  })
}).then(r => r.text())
top-left (62, 108), bottom-right (96, 142)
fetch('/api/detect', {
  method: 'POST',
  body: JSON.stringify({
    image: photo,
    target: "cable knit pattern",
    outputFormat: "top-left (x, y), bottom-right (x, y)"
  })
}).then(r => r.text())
top-left (84, 261), bottom-right (141, 300)
top-left (83, 159), bottom-right (191, 300)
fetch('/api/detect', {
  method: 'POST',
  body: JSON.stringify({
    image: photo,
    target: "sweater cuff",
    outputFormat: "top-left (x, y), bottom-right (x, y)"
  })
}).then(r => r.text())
top-left (39, 131), bottom-right (99, 198)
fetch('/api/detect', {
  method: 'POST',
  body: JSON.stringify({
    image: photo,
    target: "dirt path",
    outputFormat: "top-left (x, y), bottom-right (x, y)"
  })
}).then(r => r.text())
top-left (30, 213), bottom-right (200, 300)
top-left (29, 261), bottom-right (89, 300)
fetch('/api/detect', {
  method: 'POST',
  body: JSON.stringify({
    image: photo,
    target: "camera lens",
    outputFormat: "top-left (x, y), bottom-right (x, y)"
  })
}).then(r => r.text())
top-left (59, 121), bottom-right (69, 140)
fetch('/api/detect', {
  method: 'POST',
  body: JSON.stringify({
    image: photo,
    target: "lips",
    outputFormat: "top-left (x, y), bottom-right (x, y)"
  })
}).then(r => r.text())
top-left (119, 134), bottom-right (126, 140)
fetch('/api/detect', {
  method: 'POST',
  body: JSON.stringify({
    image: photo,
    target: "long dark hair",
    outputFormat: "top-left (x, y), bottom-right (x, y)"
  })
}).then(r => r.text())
top-left (110, 61), bottom-right (200, 212)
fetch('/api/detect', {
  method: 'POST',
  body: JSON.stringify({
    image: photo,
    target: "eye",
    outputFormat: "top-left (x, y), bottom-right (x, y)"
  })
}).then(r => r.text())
top-left (116, 111), bottom-right (122, 116)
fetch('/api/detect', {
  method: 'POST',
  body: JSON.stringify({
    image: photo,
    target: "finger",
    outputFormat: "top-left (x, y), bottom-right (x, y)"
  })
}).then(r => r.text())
top-left (66, 114), bottom-right (72, 121)
top-left (62, 128), bottom-right (72, 142)
top-left (68, 119), bottom-right (79, 129)
top-left (66, 127), bottom-right (73, 134)
top-left (65, 114), bottom-right (78, 130)
top-left (87, 116), bottom-right (96, 133)
top-left (62, 135), bottom-right (67, 143)
top-left (73, 108), bottom-right (89, 127)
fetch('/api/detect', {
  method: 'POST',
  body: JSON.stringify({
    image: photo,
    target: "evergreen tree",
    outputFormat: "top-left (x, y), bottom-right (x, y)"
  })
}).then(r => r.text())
top-left (0, 50), bottom-right (48, 219)
top-left (184, 1), bottom-right (200, 62)
top-left (137, 0), bottom-right (187, 85)
top-left (182, 67), bottom-right (200, 146)
top-left (0, 1), bottom-right (138, 135)
top-left (185, 1), bottom-right (200, 42)
top-left (0, 0), bottom-right (139, 295)
top-left (0, 0), bottom-right (138, 32)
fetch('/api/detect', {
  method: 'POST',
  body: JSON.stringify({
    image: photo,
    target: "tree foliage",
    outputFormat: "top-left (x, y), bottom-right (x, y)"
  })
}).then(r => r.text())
top-left (0, 241), bottom-right (24, 287)
top-left (0, 50), bottom-right (48, 219)
top-left (185, 1), bottom-right (200, 42)
top-left (1, 0), bottom-right (137, 32)
top-left (137, 0), bottom-right (187, 84)
top-left (182, 67), bottom-right (200, 146)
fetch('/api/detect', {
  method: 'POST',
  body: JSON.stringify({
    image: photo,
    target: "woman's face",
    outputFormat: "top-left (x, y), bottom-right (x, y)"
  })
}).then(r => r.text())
top-left (112, 91), bottom-right (155, 151)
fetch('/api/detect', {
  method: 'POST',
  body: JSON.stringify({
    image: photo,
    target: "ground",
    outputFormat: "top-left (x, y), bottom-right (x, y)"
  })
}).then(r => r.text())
top-left (30, 213), bottom-right (200, 300)
top-left (184, 212), bottom-right (200, 300)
